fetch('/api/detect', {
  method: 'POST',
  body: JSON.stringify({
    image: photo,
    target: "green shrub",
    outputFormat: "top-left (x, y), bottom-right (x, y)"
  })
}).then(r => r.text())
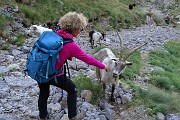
top-left (164, 41), bottom-right (180, 58)
top-left (1, 45), bottom-right (10, 51)
top-left (0, 15), bottom-right (12, 31)
top-left (73, 74), bottom-right (104, 104)
top-left (0, 15), bottom-right (7, 30)
top-left (151, 72), bottom-right (172, 90)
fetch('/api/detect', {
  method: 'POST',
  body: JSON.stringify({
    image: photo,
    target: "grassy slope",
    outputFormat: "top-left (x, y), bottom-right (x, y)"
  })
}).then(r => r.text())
top-left (0, 0), bottom-right (146, 30)
top-left (131, 41), bottom-right (180, 115)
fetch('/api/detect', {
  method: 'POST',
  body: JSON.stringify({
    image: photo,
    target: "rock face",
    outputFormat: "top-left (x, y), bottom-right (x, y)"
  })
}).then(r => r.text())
top-left (0, 3), bottom-right (180, 120)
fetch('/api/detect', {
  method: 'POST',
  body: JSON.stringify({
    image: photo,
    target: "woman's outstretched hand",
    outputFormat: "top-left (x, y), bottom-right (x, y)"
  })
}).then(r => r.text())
top-left (105, 65), bottom-right (109, 72)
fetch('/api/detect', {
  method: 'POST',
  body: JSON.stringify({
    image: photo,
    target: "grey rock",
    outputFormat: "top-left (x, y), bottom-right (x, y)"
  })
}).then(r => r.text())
top-left (0, 114), bottom-right (20, 120)
top-left (157, 112), bottom-right (165, 120)
top-left (7, 64), bottom-right (20, 71)
top-left (81, 90), bottom-right (92, 102)
top-left (4, 76), bottom-right (36, 87)
top-left (166, 113), bottom-right (180, 120)
top-left (47, 103), bottom-right (61, 112)
top-left (29, 110), bottom-right (39, 118)
top-left (11, 49), bottom-right (22, 56)
top-left (102, 108), bottom-right (115, 120)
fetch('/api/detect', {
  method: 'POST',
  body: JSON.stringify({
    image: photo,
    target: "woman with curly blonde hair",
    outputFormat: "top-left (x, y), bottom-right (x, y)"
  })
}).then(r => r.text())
top-left (37, 12), bottom-right (108, 120)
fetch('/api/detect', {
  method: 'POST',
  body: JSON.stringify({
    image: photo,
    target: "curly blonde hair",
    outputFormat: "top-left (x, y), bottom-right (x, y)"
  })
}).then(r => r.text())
top-left (59, 12), bottom-right (88, 33)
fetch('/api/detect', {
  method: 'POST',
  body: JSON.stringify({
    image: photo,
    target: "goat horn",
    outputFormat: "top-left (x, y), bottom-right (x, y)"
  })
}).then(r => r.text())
top-left (123, 42), bottom-right (147, 61)
top-left (116, 31), bottom-right (124, 59)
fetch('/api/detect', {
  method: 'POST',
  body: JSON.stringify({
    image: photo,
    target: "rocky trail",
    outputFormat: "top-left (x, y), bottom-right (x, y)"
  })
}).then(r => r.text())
top-left (0, 23), bottom-right (180, 120)
top-left (0, 1), bottom-right (180, 120)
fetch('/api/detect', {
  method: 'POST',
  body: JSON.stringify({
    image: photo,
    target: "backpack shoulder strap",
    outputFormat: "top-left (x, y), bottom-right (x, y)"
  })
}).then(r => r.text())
top-left (63, 38), bottom-right (73, 45)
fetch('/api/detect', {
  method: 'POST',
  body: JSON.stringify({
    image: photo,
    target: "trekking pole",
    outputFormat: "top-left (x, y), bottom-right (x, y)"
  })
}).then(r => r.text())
top-left (66, 60), bottom-right (71, 79)
top-left (60, 60), bottom-right (71, 101)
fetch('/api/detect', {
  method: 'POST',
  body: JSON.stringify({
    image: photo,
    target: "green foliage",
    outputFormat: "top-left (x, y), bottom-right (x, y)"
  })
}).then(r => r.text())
top-left (9, 34), bottom-right (25, 46)
top-left (18, 0), bottom-right (63, 23)
top-left (63, 0), bottom-right (145, 29)
top-left (120, 0), bottom-right (145, 5)
top-left (164, 41), bottom-right (180, 58)
top-left (130, 41), bottom-right (180, 116)
top-left (149, 41), bottom-right (180, 91)
top-left (1, 45), bottom-right (10, 51)
top-left (0, 15), bottom-right (12, 30)
top-left (130, 41), bottom-right (180, 115)
top-left (16, 34), bottom-right (26, 46)
top-left (99, 0), bottom-right (145, 29)
top-left (0, 73), bottom-right (5, 77)
top-left (73, 74), bottom-right (104, 104)
top-left (151, 72), bottom-right (172, 90)
top-left (121, 51), bottom-right (142, 80)
top-left (21, 7), bottom-right (41, 21)
top-left (0, 15), bottom-right (7, 30)
top-left (138, 86), bottom-right (180, 114)
top-left (0, 0), bottom-right (146, 29)
top-left (165, 0), bottom-right (180, 17)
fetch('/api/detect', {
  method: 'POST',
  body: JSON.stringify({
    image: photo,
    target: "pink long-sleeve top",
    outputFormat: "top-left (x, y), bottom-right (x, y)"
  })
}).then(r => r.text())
top-left (55, 30), bottom-right (105, 76)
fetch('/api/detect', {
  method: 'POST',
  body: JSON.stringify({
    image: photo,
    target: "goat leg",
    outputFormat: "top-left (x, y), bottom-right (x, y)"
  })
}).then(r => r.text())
top-left (99, 39), bottom-right (101, 46)
top-left (103, 83), bottom-right (106, 91)
top-left (92, 40), bottom-right (94, 49)
top-left (89, 38), bottom-right (93, 49)
top-left (110, 84), bottom-right (115, 102)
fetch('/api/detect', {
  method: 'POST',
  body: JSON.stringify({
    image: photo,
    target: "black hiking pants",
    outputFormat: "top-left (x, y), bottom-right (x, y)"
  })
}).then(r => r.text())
top-left (38, 75), bottom-right (77, 119)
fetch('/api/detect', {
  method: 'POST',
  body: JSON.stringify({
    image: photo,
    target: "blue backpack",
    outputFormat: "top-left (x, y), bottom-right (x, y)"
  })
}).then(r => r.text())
top-left (26, 31), bottom-right (72, 83)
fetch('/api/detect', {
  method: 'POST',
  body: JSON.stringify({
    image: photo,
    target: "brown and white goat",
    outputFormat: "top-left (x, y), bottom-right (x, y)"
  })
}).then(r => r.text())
top-left (94, 31), bottom-right (147, 101)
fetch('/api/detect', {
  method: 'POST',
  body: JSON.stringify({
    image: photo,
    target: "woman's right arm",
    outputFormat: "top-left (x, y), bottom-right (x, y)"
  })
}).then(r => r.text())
top-left (68, 42), bottom-right (106, 69)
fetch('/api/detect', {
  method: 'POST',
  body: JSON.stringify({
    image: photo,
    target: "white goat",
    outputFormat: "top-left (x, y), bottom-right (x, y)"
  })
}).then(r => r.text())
top-left (94, 31), bottom-right (147, 101)
top-left (89, 30), bottom-right (105, 49)
top-left (28, 25), bottom-right (53, 36)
